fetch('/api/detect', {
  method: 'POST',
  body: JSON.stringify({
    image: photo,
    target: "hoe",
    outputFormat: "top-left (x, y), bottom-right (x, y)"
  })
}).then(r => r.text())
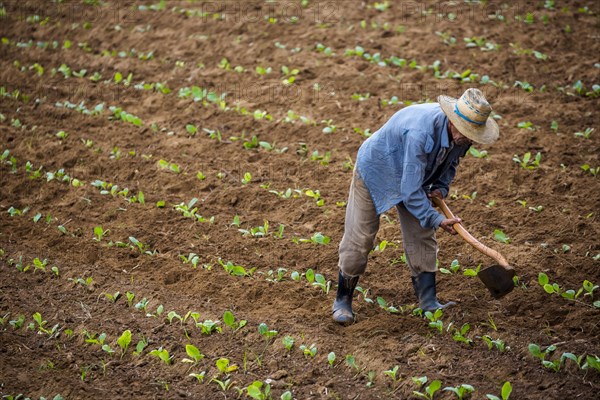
top-left (434, 198), bottom-right (516, 299)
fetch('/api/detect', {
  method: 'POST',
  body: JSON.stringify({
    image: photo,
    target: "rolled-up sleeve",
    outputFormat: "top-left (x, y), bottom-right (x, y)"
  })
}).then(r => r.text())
top-left (401, 133), bottom-right (445, 229)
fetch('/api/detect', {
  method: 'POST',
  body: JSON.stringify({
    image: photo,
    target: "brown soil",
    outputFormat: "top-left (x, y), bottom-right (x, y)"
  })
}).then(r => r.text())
top-left (1, 1), bottom-right (599, 399)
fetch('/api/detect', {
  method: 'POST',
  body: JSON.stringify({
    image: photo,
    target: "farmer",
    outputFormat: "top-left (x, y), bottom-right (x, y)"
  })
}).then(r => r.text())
top-left (333, 88), bottom-right (499, 325)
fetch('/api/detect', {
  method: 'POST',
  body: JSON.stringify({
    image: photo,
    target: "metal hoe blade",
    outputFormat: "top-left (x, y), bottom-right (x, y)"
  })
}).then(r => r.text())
top-left (478, 264), bottom-right (516, 299)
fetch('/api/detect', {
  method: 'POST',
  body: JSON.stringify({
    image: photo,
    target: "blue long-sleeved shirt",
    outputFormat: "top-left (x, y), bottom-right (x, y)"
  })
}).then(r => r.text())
top-left (356, 103), bottom-right (470, 229)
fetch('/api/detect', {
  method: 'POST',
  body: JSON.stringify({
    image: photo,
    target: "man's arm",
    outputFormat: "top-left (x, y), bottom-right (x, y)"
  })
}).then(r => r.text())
top-left (400, 133), bottom-right (447, 230)
top-left (429, 158), bottom-right (459, 199)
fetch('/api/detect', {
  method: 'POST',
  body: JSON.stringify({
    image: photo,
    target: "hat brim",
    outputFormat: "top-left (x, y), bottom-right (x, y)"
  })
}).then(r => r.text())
top-left (438, 95), bottom-right (499, 145)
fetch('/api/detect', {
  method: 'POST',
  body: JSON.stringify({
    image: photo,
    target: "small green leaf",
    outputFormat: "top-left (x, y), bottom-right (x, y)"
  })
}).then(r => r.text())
top-left (117, 330), bottom-right (132, 353)
top-left (501, 381), bottom-right (512, 400)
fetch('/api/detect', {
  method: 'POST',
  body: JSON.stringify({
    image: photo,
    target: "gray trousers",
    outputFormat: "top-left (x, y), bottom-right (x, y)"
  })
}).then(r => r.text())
top-left (338, 170), bottom-right (438, 277)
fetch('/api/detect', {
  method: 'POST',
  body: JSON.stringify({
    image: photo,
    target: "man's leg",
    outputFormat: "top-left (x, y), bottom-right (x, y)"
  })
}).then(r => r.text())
top-left (334, 170), bottom-right (380, 325)
top-left (397, 203), bottom-right (455, 311)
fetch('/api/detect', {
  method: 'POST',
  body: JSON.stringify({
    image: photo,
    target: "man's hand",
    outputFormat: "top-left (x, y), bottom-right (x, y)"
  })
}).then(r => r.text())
top-left (427, 189), bottom-right (444, 201)
top-left (440, 217), bottom-right (461, 235)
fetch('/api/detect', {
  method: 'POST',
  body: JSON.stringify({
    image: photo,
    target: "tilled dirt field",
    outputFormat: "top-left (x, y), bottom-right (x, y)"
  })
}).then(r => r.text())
top-left (0, 1), bottom-right (599, 399)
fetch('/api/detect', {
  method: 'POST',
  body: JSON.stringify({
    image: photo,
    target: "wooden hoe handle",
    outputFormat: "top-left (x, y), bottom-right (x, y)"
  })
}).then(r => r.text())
top-left (432, 198), bottom-right (512, 269)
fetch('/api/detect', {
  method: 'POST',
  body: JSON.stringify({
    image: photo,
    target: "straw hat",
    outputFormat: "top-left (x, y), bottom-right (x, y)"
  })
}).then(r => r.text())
top-left (438, 88), bottom-right (499, 145)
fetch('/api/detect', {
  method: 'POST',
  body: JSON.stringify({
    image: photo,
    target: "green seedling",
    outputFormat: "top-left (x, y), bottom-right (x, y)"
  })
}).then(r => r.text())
top-left (282, 336), bottom-right (295, 351)
top-left (582, 280), bottom-right (598, 299)
top-left (581, 164), bottom-right (599, 177)
top-left (304, 189), bottom-right (324, 206)
top-left (305, 268), bottom-right (316, 283)
top-left (465, 36), bottom-right (499, 51)
top-left (10, 314), bottom-right (25, 330)
top-left (413, 378), bottom-right (442, 400)
top-left (56, 130), bottom-right (68, 140)
top-left (109, 106), bottom-right (143, 127)
top-left (424, 309), bottom-right (444, 333)
top-left (117, 330), bottom-right (132, 357)
top-left (377, 297), bottom-right (400, 313)
top-left (180, 253), bottom-right (201, 268)
top-left (7, 206), bottom-right (29, 217)
top-left (356, 286), bottom-right (374, 303)
top-left (264, 268), bottom-right (287, 282)
top-left (575, 127), bottom-right (594, 139)
top-left (328, 352), bottom-right (336, 367)
top-left (255, 65), bottom-right (273, 75)
top-left (134, 298), bottom-right (149, 312)
top-left (313, 273), bottom-right (331, 294)
top-left (384, 365), bottom-right (400, 383)
top-left (84, 331), bottom-right (107, 345)
top-left (258, 322), bottom-right (278, 339)
top-left (297, 232), bottom-right (330, 245)
top-left (70, 276), bottom-right (93, 287)
top-left (197, 319), bottom-right (221, 335)
top-left (239, 220), bottom-right (270, 237)
top-left (583, 355), bottom-right (600, 372)
top-left (126, 291), bottom-right (135, 307)
top-left (218, 258), bottom-right (255, 276)
top-left (211, 377), bottom-right (234, 391)
top-left (8, 256), bottom-right (29, 272)
top-left (290, 271), bottom-right (301, 281)
top-left (269, 188), bottom-right (302, 199)
top-left (493, 229), bottom-right (510, 244)
top-left (512, 152), bottom-right (541, 169)
top-left (241, 172), bottom-right (251, 184)
top-left (452, 323), bottom-right (473, 345)
top-left (93, 226), bottom-right (108, 241)
top-left (167, 311), bottom-right (182, 324)
top-left (443, 384), bottom-right (475, 400)
top-left (480, 335), bottom-right (508, 352)
top-left (537, 273), bottom-right (562, 296)
top-left (440, 259), bottom-right (460, 274)
top-left (104, 291), bottom-right (121, 303)
top-left (157, 159), bottom-right (181, 173)
top-left (186, 124), bottom-right (198, 136)
top-left (129, 236), bottom-right (156, 255)
top-left (32, 257), bottom-right (48, 272)
top-left (481, 314), bottom-right (498, 331)
top-left (486, 381), bottom-right (512, 400)
top-left (133, 337), bottom-right (148, 356)
top-left (246, 381), bottom-right (272, 400)
top-left (149, 347), bottom-right (172, 365)
top-left (216, 357), bottom-right (238, 374)
top-left (223, 310), bottom-right (247, 331)
top-left (351, 92), bottom-right (371, 101)
top-left (174, 198), bottom-right (213, 223)
top-left (148, 304), bottom-right (164, 318)
top-left (184, 311), bottom-right (201, 324)
top-left (300, 343), bottom-right (317, 358)
top-left (189, 371), bottom-right (206, 382)
top-left (345, 354), bottom-right (359, 371)
top-left (321, 119), bottom-right (337, 134)
top-left (469, 147), bottom-right (488, 158)
top-left (33, 312), bottom-right (58, 335)
top-left (182, 344), bottom-right (205, 364)
top-left (102, 343), bottom-right (115, 356)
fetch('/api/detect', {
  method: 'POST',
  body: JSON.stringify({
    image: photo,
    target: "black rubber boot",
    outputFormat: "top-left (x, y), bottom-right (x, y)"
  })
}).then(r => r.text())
top-left (411, 276), bottom-right (419, 300)
top-left (332, 271), bottom-right (359, 325)
top-left (415, 271), bottom-right (456, 312)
